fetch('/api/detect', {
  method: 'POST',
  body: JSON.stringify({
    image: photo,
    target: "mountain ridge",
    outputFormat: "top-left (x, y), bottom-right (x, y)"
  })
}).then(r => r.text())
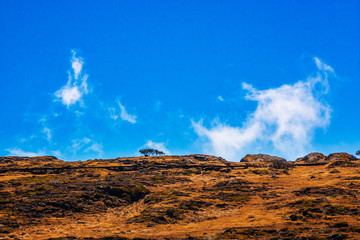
top-left (0, 153), bottom-right (359, 239)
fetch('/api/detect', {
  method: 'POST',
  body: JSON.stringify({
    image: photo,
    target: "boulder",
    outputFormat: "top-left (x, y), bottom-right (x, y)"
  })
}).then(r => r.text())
top-left (240, 154), bottom-right (286, 163)
top-left (325, 152), bottom-right (357, 162)
top-left (295, 152), bottom-right (327, 165)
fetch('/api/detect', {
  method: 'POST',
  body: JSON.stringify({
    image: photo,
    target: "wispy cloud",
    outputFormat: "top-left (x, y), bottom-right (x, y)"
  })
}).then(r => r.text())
top-left (71, 50), bottom-right (84, 80)
top-left (55, 50), bottom-right (89, 108)
top-left (218, 96), bottom-right (224, 101)
top-left (19, 135), bottom-right (36, 143)
top-left (6, 148), bottom-right (61, 158)
top-left (192, 57), bottom-right (334, 161)
top-left (42, 127), bottom-right (52, 142)
top-left (69, 137), bottom-right (103, 156)
top-left (154, 100), bottom-right (162, 111)
top-left (314, 57), bottom-right (334, 73)
top-left (142, 140), bottom-right (170, 154)
top-left (109, 100), bottom-right (137, 124)
top-left (119, 102), bottom-right (137, 123)
top-left (39, 116), bottom-right (52, 142)
top-left (6, 148), bottom-right (45, 157)
top-left (84, 142), bottom-right (103, 155)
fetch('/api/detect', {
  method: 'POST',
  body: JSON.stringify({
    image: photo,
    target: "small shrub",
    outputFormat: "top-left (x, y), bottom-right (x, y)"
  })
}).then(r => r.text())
top-left (139, 148), bottom-right (165, 156)
top-left (289, 214), bottom-right (302, 221)
top-left (333, 222), bottom-right (349, 228)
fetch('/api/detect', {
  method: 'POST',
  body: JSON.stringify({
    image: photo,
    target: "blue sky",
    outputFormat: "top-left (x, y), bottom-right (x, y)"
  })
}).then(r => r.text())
top-left (0, 1), bottom-right (359, 161)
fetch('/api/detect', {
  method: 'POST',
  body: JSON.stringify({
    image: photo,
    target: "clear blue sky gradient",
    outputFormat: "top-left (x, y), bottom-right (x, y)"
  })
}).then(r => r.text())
top-left (0, 1), bottom-right (359, 161)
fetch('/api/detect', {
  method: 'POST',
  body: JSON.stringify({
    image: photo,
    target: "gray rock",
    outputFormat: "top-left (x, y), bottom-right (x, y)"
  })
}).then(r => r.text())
top-left (240, 154), bottom-right (286, 163)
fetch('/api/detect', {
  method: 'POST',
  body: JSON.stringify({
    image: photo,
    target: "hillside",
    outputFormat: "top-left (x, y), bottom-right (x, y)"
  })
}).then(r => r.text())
top-left (0, 153), bottom-right (359, 240)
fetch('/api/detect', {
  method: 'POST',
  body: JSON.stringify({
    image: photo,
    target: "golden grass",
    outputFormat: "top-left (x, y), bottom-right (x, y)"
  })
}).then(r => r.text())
top-left (1, 156), bottom-right (359, 239)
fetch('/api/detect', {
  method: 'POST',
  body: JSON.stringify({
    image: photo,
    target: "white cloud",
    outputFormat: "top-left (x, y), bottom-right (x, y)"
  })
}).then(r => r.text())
top-left (193, 58), bottom-right (334, 161)
top-left (119, 102), bottom-right (137, 123)
top-left (55, 50), bottom-right (89, 108)
top-left (218, 96), bottom-right (224, 101)
top-left (192, 119), bottom-right (262, 160)
top-left (143, 140), bottom-right (170, 154)
top-left (70, 137), bottom-right (90, 152)
top-left (6, 148), bottom-right (62, 158)
top-left (42, 127), bottom-right (52, 142)
top-left (71, 50), bottom-right (84, 80)
top-left (51, 150), bottom-right (62, 158)
top-left (19, 135), bottom-right (36, 143)
top-left (109, 101), bottom-right (137, 124)
top-left (55, 85), bottom-right (82, 107)
top-left (109, 107), bottom-right (119, 120)
top-left (314, 57), bottom-right (334, 73)
top-left (39, 116), bottom-right (52, 142)
top-left (6, 148), bottom-right (45, 157)
top-left (84, 142), bottom-right (103, 156)
top-left (69, 137), bottom-right (103, 156)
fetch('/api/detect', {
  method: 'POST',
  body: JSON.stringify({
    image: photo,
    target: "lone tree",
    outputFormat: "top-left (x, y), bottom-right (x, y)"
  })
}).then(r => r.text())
top-left (139, 148), bottom-right (165, 157)
top-left (356, 150), bottom-right (360, 156)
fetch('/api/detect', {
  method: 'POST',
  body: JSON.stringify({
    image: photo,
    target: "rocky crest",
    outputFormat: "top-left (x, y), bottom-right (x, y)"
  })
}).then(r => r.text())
top-left (240, 154), bottom-right (287, 163)
top-left (295, 152), bottom-right (327, 165)
top-left (295, 152), bottom-right (358, 166)
top-left (326, 152), bottom-right (358, 162)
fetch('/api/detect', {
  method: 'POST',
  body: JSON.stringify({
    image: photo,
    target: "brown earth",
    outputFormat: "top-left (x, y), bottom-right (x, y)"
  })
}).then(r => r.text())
top-left (0, 153), bottom-right (359, 240)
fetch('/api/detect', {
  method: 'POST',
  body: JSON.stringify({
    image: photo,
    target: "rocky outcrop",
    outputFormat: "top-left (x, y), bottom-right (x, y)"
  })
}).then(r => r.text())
top-left (295, 152), bottom-right (327, 165)
top-left (240, 154), bottom-right (286, 163)
top-left (0, 154), bottom-right (233, 174)
top-left (326, 152), bottom-right (359, 168)
top-left (295, 152), bottom-right (358, 166)
top-left (325, 152), bottom-right (358, 162)
top-left (187, 154), bottom-right (228, 164)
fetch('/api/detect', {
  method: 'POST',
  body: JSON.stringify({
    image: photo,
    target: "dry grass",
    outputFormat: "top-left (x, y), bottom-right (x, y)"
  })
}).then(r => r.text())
top-left (0, 155), bottom-right (359, 239)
